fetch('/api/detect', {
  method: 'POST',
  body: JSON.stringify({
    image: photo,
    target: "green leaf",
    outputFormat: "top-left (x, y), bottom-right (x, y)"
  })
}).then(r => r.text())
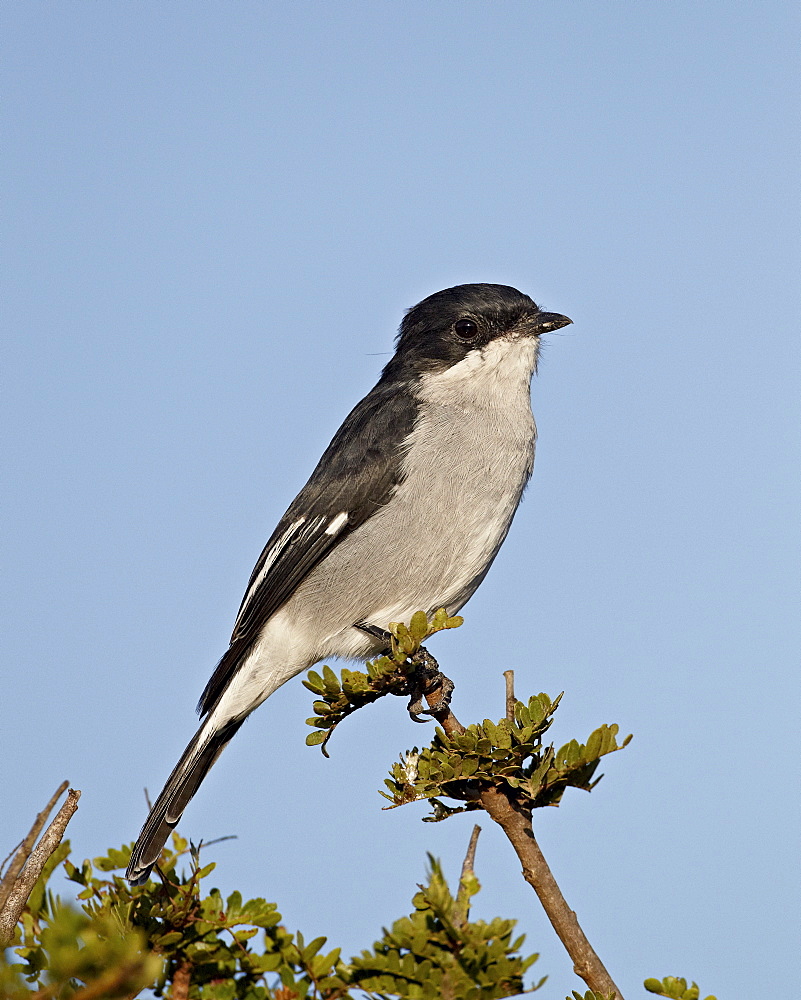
top-left (410, 610), bottom-right (429, 643)
top-left (303, 670), bottom-right (325, 693)
top-left (322, 664), bottom-right (340, 691)
top-left (156, 930), bottom-right (183, 946)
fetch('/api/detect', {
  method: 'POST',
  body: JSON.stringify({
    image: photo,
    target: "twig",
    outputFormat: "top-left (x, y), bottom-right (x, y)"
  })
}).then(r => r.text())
top-left (459, 823), bottom-right (481, 882)
top-left (422, 670), bottom-right (623, 999)
top-left (0, 780), bottom-right (69, 910)
top-left (197, 834), bottom-right (238, 851)
top-left (454, 824), bottom-right (481, 927)
top-left (504, 670), bottom-right (516, 722)
top-left (0, 788), bottom-right (81, 946)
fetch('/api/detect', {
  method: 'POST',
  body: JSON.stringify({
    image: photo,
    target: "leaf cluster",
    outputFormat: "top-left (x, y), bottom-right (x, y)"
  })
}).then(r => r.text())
top-left (3, 840), bottom-right (160, 1000)
top-left (21, 834), bottom-right (349, 999)
top-left (2, 834), bottom-right (542, 999)
top-left (350, 856), bottom-right (544, 999)
top-left (381, 693), bottom-right (631, 820)
top-left (303, 610), bottom-right (463, 755)
top-left (644, 976), bottom-right (717, 1000)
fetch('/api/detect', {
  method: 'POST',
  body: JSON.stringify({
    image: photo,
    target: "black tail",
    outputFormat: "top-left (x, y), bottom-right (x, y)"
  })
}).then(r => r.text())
top-left (126, 717), bottom-right (244, 884)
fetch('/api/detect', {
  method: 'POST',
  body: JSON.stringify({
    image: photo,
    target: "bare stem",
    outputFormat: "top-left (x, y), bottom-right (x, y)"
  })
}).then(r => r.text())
top-left (478, 786), bottom-right (622, 997)
top-left (0, 788), bottom-right (81, 946)
top-left (459, 824), bottom-right (481, 883)
top-left (504, 670), bottom-right (516, 722)
top-left (422, 671), bottom-right (623, 999)
top-left (454, 824), bottom-right (481, 927)
top-left (0, 780), bottom-right (69, 911)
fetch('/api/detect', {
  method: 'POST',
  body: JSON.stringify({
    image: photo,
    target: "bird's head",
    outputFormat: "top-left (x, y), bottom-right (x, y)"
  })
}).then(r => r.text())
top-left (385, 283), bottom-right (572, 382)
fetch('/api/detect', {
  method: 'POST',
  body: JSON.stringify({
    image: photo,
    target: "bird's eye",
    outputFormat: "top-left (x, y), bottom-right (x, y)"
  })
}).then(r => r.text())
top-left (454, 318), bottom-right (479, 341)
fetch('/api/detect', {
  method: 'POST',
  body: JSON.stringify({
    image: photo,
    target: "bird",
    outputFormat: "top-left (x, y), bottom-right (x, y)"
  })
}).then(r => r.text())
top-left (126, 282), bottom-right (571, 883)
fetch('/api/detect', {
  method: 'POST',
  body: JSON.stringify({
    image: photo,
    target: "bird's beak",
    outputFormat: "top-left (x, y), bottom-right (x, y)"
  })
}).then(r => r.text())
top-left (533, 311), bottom-right (572, 334)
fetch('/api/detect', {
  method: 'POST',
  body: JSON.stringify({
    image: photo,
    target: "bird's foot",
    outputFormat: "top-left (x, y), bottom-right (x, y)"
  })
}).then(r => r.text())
top-left (405, 646), bottom-right (454, 722)
top-left (354, 621), bottom-right (454, 722)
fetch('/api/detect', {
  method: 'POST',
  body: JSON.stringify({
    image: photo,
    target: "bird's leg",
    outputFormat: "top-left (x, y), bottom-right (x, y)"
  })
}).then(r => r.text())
top-left (354, 621), bottom-right (455, 723)
top-left (354, 622), bottom-right (393, 645)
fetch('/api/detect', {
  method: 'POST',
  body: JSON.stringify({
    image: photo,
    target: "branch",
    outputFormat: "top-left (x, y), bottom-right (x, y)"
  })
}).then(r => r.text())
top-left (423, 671), bottom-right (623, 999)
top-left (0, 787), bottom-right (81, 946)
top-left (170, 958), bottom-right (192, 1000)
top-left (0, 780), bottom-right (69, 911)
top-left (479, 786), bottom-right (621, 997)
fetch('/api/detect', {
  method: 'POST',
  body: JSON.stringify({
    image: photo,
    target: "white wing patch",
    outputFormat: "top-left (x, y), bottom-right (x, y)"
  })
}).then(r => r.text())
top-left (241, 516), bottom-right (306, 611)
top-left (239, 511), bottom-right (349, 625)
top-left (325, 511), bottom-right (349, 535)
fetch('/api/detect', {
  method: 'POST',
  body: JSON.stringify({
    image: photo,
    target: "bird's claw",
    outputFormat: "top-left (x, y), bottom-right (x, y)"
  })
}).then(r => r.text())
top-left (406, 692), bottom-right (429, 723)
top-left (354, 622), bottom-right (454, 722)
top-left (405, 648), bottom-right (454, 722)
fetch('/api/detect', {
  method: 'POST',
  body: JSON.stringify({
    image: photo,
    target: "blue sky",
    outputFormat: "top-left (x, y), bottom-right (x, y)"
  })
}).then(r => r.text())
top-left (3, 3), bottom-right (799, 996)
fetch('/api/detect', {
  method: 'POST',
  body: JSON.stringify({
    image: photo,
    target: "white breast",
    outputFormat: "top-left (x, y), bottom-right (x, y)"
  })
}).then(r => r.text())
top-left (385, 333), bottom-right (538, 616)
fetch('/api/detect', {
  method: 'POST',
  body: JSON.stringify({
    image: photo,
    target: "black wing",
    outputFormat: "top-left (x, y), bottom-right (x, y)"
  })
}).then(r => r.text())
top-left (197, 379), bottom-right (418, 717)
